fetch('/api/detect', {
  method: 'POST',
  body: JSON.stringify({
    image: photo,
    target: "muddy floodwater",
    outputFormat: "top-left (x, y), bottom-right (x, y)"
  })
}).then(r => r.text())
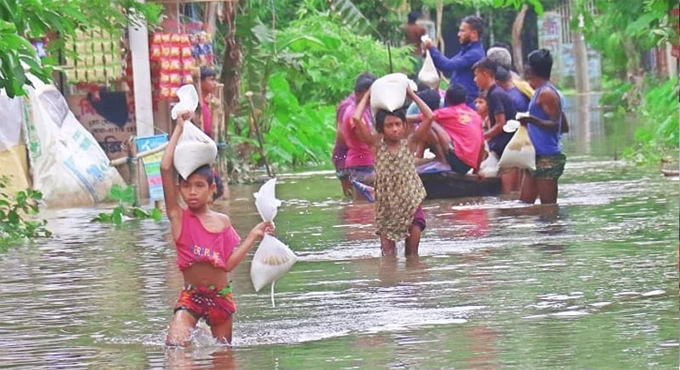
top-left (0, 95), bottom-right (678, 369)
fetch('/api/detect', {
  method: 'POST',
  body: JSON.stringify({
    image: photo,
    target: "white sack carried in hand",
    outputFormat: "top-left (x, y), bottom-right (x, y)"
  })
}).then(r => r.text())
top-left (479, 144), bottom-right (499, 178)
top-left (171, 84), bottom-right (199, 120)
top-left (251, 234), bottom-right (298, 307)
top-left (370, 73), bottom-right (417, 113)
top-left (497, 126), bottom-right (536, 170)
top-left (254, 178), bottom-right (281, 222)
top-left (418, 50), bottom-right (440, 89)
top-left (173, 121), bottom-right (218, 180)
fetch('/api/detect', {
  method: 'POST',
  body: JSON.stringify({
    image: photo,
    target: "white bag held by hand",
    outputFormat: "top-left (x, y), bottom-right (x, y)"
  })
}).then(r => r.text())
top-left (479, 143), bottom-right (499, 178)
top-left (171, 84), bottom-right (199, 120)
top-left (251, 234), bottom-right (299, 307)
top-left (254, 178), bottom-right (282, 222)
top-left (370, 73), bottom-right (418, 113)
top-left (418, 50), bottom-right (440, 89)
top-left (173, 121), bottom-right (218, 180)
top-left (497, 126), bottom-right (536, 170)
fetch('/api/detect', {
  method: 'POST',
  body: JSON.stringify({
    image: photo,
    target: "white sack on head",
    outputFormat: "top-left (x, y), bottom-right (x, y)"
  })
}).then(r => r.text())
top-left (418, 50), bottom-right (440, 89)
top-left (250, 234), bottom-right (298, 307)
top-left (173, 122), bottom-right (218, 180)
top-left (254, 178), bottom-right (281, 222)
top-left (370, 73), bottom-right (417, 113)
top-left (497, 126), bottom-right (536, 170)
top-left (171, 84), bottom-right (199, 120)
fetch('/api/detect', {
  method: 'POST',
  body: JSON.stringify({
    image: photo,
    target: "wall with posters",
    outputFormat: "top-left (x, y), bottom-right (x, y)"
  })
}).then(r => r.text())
top-left (537, 11), bottom-right (602, 90)
top-left (67, 91), bottom-right (136, 183)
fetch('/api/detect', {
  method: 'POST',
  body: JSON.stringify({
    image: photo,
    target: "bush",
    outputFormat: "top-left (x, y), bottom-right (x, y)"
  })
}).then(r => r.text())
top-left (0, 176), bottom-right (51, 248)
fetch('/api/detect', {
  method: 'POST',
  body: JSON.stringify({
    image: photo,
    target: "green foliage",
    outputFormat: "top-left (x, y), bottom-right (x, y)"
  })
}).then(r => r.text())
top-left (0, 0), bottom-right (162, 97)
top-left (574, 0), bottom-right (676, 78)
top-left (0, 176), bottom-right (51, 248)
top-left (231, 10), bottom-right (414, 170)
top-left (262, 73), bottom-right (336, 166)
top-left (265, 13), bottom-right (415, 106)
top-left (620, 77), bottom-right (679, 164)
top-left (92, 185), bottom-right (163, 226)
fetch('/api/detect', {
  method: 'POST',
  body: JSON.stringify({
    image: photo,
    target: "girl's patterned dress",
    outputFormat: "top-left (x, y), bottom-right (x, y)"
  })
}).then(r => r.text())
top-left (374, 139), bottom-right (426, 242)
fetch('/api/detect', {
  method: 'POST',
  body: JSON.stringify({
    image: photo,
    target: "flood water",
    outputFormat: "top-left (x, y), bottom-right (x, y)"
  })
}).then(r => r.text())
top-left (1, 94), bottom-right (678, 369)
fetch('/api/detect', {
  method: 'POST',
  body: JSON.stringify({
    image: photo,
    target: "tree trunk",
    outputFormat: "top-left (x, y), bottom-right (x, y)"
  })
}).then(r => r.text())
top-left (511, 4), bottom-right (529, 75)
top-left (219, 0), bottom-right (242, 139)
top-left (571, 29), bottom-right (589, 93)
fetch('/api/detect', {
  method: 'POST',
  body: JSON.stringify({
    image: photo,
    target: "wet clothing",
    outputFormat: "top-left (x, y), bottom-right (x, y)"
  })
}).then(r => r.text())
top-left (486, 84), bottom-right (517, 158)
top-left (428, 41), bottom-right (485, 108)
top-left (341, 102), bottom-right (375, 168)
top-left (348, 166), bottom-right (376, 186)
top-left (412, 206), bottom-right (427, 231)
top-left (333, 94), bottom-right (355, 178)
top-left (527, 82), bottom-right (563, 156)
top-left (174, 284), bottom-right (236, 325)
top-left (374, 140), bottom-right (427, 242)
top-left (175, 209), bottom-right (241, 271)
top-left (529, 153), bottom-right (567, 179)
top-left (432, 104), bottom-right (484, 170)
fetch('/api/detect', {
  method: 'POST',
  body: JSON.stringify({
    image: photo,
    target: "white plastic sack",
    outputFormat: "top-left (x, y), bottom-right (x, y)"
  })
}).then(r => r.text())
top-left (250, 234), bottom-right (298, 307)
top-left (21, 77), bottom-right (125, 208)
top-left (254, 178), bottom-right (281, 222)
top-left (171, 84), bottom-right (199, 120)
top-left (173, 121), bottom-right (217, 180)
top-left (418, 50), bottom-right (440, 89)
top-left (479, 145), bottom-right (499, 178)
top-left (370, 73), bottom-right (418, 113)
top-left (497, 126), bottom-right (536, 170)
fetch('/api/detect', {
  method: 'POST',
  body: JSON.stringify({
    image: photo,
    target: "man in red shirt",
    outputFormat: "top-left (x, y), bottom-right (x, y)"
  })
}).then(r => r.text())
top-left (430, 83), bottom-right (485, 175)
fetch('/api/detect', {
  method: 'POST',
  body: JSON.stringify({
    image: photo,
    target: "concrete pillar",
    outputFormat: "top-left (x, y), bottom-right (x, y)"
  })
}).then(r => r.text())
top-left (128, 3), bottom-right (154, 138)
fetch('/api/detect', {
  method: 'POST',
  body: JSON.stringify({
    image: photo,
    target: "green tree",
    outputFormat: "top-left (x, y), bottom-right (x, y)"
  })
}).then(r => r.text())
top-left (0, 0), bottom-right (162, 97)
top-left (574, 0), bottom-right (677, 79)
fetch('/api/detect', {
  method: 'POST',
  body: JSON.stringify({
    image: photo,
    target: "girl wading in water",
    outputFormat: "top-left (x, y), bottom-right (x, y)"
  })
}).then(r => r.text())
top-left (353, 86), bottom-right (434, 256)
top-left (161, 112), bottom-right (274, 346)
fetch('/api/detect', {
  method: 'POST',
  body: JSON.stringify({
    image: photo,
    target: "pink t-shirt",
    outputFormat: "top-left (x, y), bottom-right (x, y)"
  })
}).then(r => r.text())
top-left (432, 104), bottom-right (484, 169)
top-left (341, 102), bottom-right (374, 168)
top-left (175, 209), bottom-right (241, 271)
top-left (201, 98), bottom-right (213, 138)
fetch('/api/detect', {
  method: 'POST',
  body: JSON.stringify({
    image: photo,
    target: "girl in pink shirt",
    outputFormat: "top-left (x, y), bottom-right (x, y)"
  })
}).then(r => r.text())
top-left (162, 112), bottom-right (274, 346)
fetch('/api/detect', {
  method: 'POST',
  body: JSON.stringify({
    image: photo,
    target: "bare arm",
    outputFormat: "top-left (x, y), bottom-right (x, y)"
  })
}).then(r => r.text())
top-left (519, 89), bottom-right (561, 131)
top-left (352, 91), bottom-right (380, 147)
top-left (484, 113), bottom-right (507, 140)
top-left (161, 114), bottom-right (190, 239)
top-left (560, 111), bottom-right (569, 133)
top-left (409, 88), bottom-right (435, 144)
top-left (225, 221), bottom-right (275, 271)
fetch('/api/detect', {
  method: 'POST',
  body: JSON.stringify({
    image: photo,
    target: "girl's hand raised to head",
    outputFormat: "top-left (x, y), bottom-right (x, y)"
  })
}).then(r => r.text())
top-left (248, 221), bottom-right (276, 240)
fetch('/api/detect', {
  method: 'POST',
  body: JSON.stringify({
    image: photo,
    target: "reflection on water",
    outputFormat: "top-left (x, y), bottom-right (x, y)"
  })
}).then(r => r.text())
top-left (0, 95), bottom-right (678, 369)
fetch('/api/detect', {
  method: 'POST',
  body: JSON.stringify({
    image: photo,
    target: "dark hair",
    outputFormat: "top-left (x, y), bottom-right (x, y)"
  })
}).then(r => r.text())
top-left (354, 72), bottom-right (377, 94)
top-left (462, 16), bottom-right (484, 36)
top-left (496, 66), bottom-right (511, 82)
top-left (445, 83), bottom-right (467, 106)
top-left (180, 164), bottom-right (215, 184)
top-left (527, 49), bottom-right (553, 79)
top-left (417, 89), bottom-right (442, 111)
top-left (375, 108), bottom-right (406, 133)
top-left (472, 58), bottom-right (498, 76)
top-left (408, 11), bottom-right (421, 24)
top-left (200, 66), bottom-right (217, 80)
